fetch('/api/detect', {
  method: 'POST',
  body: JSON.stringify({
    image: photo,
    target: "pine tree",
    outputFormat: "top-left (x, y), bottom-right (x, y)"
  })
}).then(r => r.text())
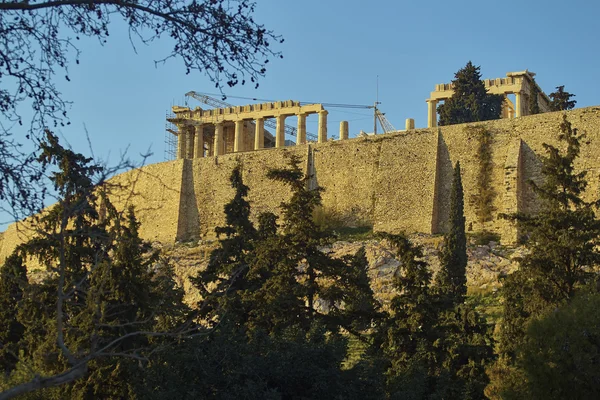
top-left (264, 155), bottom-right (381, 335)
top-left (491, 115), bottom-right (600, 397)
top-left (436, 161), bottom-right (467, 306)
top-left (437, 61), bottom-right (504, 126)
top-left (2, 132), bottom-right (189, 398)
top-left (373, 233), bottom-right (437, 399)
top-left (549, 85), bottom-right (576, 111)
top-left (193, 162), bottom-right (258, 326)
top-left (0, 253), bottom-right (28, 374)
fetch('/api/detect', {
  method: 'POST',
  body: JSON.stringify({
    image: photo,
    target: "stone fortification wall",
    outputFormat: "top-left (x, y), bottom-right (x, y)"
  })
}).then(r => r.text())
top-left (433, 106), bottom-right (600, 240)
top-left (0, 161), bottom-right (184, 262)
top-left (2, 107), bottom-right (600, 262)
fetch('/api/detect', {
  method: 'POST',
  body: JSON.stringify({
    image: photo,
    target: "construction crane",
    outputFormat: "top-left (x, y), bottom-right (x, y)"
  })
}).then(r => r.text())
top-left (369, 102), bottom-right (397, 134)
top-left (185, 91), bottom-right (317, 141)
top-left (375, 108), bottom-right (397, 134)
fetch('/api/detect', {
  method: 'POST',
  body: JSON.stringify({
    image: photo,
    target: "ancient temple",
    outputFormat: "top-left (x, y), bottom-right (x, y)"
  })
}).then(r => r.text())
top-left (425, 70), bottom-right (552, 127)
top-left (167, 100), bottom-right (331, 158)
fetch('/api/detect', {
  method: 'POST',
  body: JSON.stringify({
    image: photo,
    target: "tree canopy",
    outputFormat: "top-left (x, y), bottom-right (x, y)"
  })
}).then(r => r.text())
top-left (437, 61), bottom-right (504, 126)
top-left (549, 85), bottom-right (577, 111)
top-left (0, 0), bottom-right (282, 222)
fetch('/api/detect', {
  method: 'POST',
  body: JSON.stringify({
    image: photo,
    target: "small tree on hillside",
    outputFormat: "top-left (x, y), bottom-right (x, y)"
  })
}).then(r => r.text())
top-left (549, 86), bottom-right (577, 111)
top-left (435, 161), bottom-right (467, 307)
top-left (437, 62), bottom-right (504, 126)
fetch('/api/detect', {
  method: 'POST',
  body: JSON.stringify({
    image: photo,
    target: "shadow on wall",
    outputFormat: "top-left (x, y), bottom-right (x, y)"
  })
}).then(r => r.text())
top-left (520, 141), bottom-right (543, 215)
top-left (432, 131), bottom-right (453, 234)
top-left (176, 159), bottom-right (200, 242)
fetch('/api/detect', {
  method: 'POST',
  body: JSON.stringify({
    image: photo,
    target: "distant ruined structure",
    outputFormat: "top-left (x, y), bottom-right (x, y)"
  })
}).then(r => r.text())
top-left (167, 100), bottom-right (331, 158)
top-left (426, 70), bottom-right (552, 127)
top-left (1, 72), bottom-right (598, 262)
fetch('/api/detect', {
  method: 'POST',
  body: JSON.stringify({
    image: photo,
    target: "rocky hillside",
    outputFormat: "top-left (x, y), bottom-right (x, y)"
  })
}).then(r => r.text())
top-left (160, 234), bottom-right (525, 310)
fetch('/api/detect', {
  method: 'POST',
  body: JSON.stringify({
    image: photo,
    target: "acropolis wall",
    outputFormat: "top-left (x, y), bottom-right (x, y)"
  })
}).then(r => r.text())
top-left (2, 106), bottom-right (600, 261)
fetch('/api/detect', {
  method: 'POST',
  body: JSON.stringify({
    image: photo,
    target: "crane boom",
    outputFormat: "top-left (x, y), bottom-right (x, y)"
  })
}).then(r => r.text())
top-left (185, 91), bottom-right (317, 141)
top-left (375, 109), bottom-right (397, 134)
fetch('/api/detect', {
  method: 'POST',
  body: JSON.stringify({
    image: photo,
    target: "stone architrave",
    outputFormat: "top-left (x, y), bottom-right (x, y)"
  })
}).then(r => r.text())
top-left (254, 117), bottom-right (264, 150)
top-left (194, 124), bottom-right (204, 158)
top-left (176, 125), bottom-right (186, 159)
top-left (276, 115), bottom-right (286, 148)
top-left (297, 113), bottom-right (307, 145)
top-left (339, 121), bottom-right (349, 140)
top-left (318, 111), bottom-right (328, 143)
top-left (234, 120), bottom-right (245, 152)
top-left (214, 122), bottom-right (224, 156)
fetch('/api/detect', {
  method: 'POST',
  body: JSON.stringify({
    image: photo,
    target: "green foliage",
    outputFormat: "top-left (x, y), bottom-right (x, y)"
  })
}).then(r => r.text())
top-left (138, 322), bottom-right (384, 400)
top-left (0, 254), bottom-right (27, 374)
top-left (183, 157), bottom-right (384, 398)
top-left (437, 61), bottom-right (504, 126)
top-left (469, 231), bottom-right (501, 246)
top-left (193, 162), bottom-right (258, 326)
top-left (436, 161), bottom-right (468, 306)
top-left (549, 85), bottom-right (576, 111)
top-left (492, 115), bottom-right (600, 396)
top-left (468, 125), bottom-right (496, 228)
top-left (517, 291), bottom-right (600, 399)
top-left (373, 233), bottom-right (494, 399)
top-left (0, 133), bottom-right (189, 398)
top-left (528, 80), bottom-right (541, 115)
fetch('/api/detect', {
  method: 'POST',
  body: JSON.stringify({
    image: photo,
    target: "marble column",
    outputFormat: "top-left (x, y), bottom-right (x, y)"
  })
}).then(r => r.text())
top-left (275, 115), bottom-right (286, 148)
top-left (405, 118), bottom-right (415, 130)
top-left (254, 117), bottom-right (264, 150)
top-left (515, 92), bottom-right (522, 118)
top-left (214, 122), bottom-right (224, 156)
top-left (318, 110), bottom-right (328, 143)
top-left (297, 113), bottom-right (307, 145)
top-left (176, 125), bottom-right (186, 159)
top-left (339, 121), bottom-right (348, 140)
top-left (194, 124), bottom-right (204, 158)
top-left (426, 99), bottom-right (438, 128)
top-left (234, 120), bottom-right (245, 152)
top-left (185, 126), bottom-right (195, 159)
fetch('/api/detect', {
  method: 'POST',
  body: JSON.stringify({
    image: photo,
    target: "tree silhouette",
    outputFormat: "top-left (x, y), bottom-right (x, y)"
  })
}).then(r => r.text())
top-left (438, 61), bottom-right (504, 126)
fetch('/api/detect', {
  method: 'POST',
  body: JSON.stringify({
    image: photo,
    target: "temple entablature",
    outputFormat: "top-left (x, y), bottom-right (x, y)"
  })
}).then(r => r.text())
top-left (426, 70), bottom-right (552, 127)
top-left (167, 100), bottom-right (332, 159)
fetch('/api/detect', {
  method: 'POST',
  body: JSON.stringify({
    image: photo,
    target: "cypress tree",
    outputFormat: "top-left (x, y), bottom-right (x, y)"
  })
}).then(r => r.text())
top-left (436, 161), bottom-right (467, 306)
top-left (437, 62), bottom-right (504, 126)
top-left (549, 85), bottom-right (576, 111)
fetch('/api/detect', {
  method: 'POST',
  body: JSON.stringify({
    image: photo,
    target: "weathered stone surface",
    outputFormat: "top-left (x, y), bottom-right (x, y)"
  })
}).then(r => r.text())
top-left (2, 107), bottom-right (600, 262)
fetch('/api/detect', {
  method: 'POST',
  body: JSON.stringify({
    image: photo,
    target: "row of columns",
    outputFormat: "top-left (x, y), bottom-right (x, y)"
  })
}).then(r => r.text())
top-left (177, 123), bottom-right (224, 159)
top-left (176, 111), bottom-right (330, 159)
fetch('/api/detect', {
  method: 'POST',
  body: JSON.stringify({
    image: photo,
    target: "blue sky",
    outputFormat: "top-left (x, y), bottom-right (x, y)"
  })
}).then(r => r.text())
top-left (11, 0), bottom-right (600, 166)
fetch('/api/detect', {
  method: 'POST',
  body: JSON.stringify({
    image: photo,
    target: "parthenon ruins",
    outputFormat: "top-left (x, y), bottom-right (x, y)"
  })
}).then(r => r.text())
top-left (167, 100), bottom-right (332, 158)
top-left (425, 70), bottom-right (552, 127)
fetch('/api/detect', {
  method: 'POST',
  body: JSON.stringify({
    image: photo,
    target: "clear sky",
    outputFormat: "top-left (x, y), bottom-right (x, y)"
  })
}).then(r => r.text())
top-left (11, 0), bottom-right (600, 166)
